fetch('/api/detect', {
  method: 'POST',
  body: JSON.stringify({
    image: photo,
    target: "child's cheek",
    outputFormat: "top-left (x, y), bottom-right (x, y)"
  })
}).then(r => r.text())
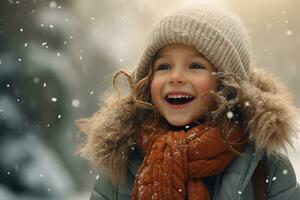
top-left (195, 78), bottom-right (216, 93)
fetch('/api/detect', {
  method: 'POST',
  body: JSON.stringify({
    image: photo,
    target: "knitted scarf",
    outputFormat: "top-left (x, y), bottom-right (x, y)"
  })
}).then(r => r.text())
top-left (132, 123), bottom-right (246, 200)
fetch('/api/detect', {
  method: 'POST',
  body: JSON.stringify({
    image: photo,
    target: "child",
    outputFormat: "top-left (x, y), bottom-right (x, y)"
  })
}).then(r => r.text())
top-left (77, 3), bottom-right (300, 200)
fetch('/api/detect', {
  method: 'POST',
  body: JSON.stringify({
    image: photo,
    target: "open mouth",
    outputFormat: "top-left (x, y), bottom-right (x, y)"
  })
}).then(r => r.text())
top-left (165, 95), bottom-right (195, 105)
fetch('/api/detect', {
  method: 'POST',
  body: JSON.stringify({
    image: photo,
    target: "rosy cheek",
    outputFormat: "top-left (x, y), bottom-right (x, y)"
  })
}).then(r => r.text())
top-left (195, 79), bottom-right (213, 92)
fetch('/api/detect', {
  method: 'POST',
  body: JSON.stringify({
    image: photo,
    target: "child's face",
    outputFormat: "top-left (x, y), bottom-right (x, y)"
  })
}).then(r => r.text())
top-left (151, 43), bottom-right (217, 126)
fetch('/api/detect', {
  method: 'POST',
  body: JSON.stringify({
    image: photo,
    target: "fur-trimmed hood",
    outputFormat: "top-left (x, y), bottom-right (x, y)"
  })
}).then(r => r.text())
top-left (77, 68), bottom-right (299, 184)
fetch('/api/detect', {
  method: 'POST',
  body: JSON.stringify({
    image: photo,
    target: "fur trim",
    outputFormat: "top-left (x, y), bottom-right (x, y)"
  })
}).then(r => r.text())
top-left (210, 68), bottom-right (299, 154)
top-left (77, 97), bottom-right (137, 185)
top-left (244, 68), bottom-right (299, 154)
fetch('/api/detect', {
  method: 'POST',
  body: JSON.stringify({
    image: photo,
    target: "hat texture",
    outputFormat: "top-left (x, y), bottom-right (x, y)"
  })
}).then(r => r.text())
top-left (133, 4), bottom-right (251, 82)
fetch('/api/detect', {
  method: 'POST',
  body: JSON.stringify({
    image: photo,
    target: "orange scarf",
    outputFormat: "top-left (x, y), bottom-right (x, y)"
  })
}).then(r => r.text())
top-left (132, 124), bottom-right (245, 200)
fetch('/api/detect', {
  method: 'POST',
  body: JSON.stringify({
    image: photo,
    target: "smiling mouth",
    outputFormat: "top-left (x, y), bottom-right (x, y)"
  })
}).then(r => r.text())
top-left (165, 95), bottom-right (195, 105)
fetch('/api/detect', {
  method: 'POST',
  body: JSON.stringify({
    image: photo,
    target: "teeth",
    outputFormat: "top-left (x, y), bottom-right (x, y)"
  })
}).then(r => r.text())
top-left (167, 95), bottom-right (193, 99)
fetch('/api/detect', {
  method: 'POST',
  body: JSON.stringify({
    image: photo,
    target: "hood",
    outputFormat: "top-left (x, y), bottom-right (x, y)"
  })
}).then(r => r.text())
top-left (78, 67), bottom-right (299, 184)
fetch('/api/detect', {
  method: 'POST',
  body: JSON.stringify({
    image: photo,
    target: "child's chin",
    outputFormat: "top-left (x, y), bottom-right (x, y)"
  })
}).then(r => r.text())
top-left (167, 119), bottom-right (192, 127)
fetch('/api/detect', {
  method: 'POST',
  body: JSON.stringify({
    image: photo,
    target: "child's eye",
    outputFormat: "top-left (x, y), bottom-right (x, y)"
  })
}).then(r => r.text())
top-left (189, 63), bottom-right (205, 69)
top-left (156, 63), bottom-right (171, 71)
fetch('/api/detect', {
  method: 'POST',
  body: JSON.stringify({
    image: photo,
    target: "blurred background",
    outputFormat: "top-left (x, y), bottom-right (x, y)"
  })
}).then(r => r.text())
top-left (0, 0), bottom-right (299, 199)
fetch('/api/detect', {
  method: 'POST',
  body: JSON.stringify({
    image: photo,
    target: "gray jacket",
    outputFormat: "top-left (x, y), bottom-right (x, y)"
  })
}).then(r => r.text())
top-left (90, 145), bottom-right (300, 200)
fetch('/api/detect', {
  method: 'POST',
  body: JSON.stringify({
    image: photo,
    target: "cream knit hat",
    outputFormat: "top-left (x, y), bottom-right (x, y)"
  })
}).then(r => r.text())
top-left (133, 4), bottom-right (251, 82)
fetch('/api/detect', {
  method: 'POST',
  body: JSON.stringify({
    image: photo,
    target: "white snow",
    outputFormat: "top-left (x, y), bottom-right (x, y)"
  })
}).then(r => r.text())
top-left (286, 30), bottom-right (292, 36)
top-left (226, 111), bottom-right (233, 119)
top-left (33, 77), bottom-right (40, 84)
top-left (51, 97), bottom-right (58, 102)
top-left (72, 99), bottom-right (80, 107)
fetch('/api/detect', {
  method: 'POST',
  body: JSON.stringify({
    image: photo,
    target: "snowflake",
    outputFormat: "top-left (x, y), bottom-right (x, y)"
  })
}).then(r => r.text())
top-left (282, 169), bottom-right (288, 175)
top-left (51, 97), bottom-right (58, 102)
top-left (286, 30), bottom-right (292, 36)
top-left (72, 99), bottom-right (80, 107)
top-left (226, 111), bottom-right (234, 119)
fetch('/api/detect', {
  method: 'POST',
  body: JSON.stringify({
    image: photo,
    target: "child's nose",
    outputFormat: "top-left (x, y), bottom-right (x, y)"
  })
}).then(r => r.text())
top-left (169, 70), bottom-right (186, 84)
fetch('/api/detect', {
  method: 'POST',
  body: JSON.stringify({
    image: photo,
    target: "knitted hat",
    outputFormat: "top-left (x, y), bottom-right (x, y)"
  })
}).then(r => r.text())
top-left (133, 4), bottom-right (251, 82)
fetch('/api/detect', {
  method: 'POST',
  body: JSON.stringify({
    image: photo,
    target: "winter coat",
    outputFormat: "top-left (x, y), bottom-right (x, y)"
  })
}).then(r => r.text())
top-left (90, 145), bottom-right (300, 200)
top-left (84, 68), bottom-right (300, 200)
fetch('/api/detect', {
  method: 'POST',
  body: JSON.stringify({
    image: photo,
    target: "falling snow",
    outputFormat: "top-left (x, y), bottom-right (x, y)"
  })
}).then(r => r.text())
top-left (57, 114), bottom-right (62, 119)
top-left (282, 169), bottom-right (288, 175)
top-left (49, 1), bottom-right (57, 8)
top-left (226, 111), bottom-right (234, 119)
top-left (33, 77), bottom-right (40, 84)
top-left (286, 30), bottom-right (292, 36)
top-left (51, 97), bottom-right (58, 102)
top-left (72, 99), bottom-right (80, 107)
top-left (18, 58), bottom-right (22, 62)
top-left (19, 28), bottom-right (23, 32)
